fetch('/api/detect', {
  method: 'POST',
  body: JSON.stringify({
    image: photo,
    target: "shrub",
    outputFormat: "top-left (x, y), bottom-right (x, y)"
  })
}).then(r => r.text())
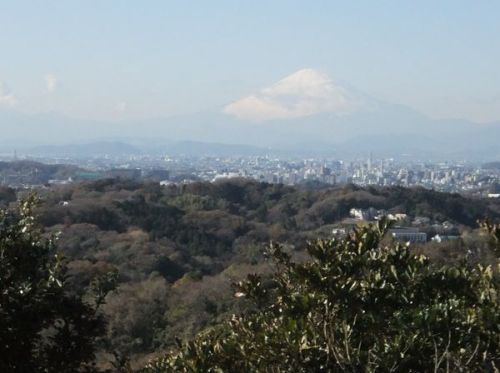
top-left (144, 218), bottom-right (500, 372)
top-left (0, 196), bottom-right (108, 372)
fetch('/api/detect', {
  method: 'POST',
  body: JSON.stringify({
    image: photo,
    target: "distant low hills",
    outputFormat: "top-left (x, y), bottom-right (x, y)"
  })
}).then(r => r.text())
top-left (22, 140), bottom-right (272, 158)
top-left (1, 87), bottom-right (500, 160)
top-left (28, 141), bottom-right (143, 158)
top-left (0, 160), bottom-right (81, 184)
top-left (483, 161), bottom-right (500, 170)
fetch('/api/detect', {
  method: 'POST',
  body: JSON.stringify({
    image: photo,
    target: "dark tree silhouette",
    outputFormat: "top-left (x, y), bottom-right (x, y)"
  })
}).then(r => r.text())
top-left (0, 195), bottom-right (109, 372)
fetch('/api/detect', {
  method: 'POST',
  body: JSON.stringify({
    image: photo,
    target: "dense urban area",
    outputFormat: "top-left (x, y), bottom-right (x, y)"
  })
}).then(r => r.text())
top-left (1, 152), bottom-right (500, 197)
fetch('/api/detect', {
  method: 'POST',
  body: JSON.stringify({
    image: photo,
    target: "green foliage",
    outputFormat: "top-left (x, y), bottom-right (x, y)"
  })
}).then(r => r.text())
top-left (481, 219), bottom-right (500, 256)
top-left (168, 193), bottom-right (227, 212)
top-left (88, 269), bottom-right (119, 308)
top-left (0, 195), bottom-right (107, 372)
top-left (101, 276), bottom-right (170, 358)
top-left (30, 179), bottom-right (500, 364)
top-left (144, 218), bottom-right (500, 372)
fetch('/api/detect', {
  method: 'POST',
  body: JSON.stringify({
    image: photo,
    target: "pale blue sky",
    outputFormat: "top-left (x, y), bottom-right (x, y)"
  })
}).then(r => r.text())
top-left (1, 1), bottom-right (499, 122)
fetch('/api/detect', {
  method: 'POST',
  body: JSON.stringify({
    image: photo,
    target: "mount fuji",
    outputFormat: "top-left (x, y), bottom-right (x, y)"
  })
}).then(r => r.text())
top-left (1, 68), bottom-right (499, 159)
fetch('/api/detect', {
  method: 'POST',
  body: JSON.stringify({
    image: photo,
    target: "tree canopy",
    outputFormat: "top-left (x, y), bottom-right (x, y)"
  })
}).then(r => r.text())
top-left (2, 180), bottom-right (500, 370)
top-left (0, 195), bottom-right (108, 372)
top-left (144, 219), bottom-right (500, 372)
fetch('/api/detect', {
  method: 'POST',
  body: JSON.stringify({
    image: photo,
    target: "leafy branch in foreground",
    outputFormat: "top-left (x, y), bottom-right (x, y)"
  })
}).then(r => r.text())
top-left (144, 217), bottom-right (500, 372)
top-left (0, 195), bottom-right (115, 372)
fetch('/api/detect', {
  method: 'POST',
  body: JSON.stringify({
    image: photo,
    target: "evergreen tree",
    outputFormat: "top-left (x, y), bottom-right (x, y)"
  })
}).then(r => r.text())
top-left (0, 195), bottom-right (107, 372)
top-left (144, 218), bottom-right (500, 372)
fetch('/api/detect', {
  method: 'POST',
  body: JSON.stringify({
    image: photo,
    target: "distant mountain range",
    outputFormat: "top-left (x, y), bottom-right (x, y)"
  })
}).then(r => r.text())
top-left (1, 69), bottom-right (499, 160)
top-left (1, 108), bottom-right (498, 160)
top-left (22, 140), bottom-right (273, 158)
top-left (28, 141), bottom-right (144, 158)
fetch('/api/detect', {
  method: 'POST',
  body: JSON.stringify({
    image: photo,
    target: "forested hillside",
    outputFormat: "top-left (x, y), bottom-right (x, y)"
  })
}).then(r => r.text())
top-left (2, 179), bottom-right (499, 369)
top-left (0, 160), bottom-right (80, 184)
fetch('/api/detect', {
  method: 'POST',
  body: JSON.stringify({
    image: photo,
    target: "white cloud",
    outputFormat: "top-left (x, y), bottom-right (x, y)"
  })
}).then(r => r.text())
top-left (0, 82), bottom-right (18, 106)
top-left (223, 68), bottom-right (359, 121)
top-left (114, 101), bottom-right (127, 113)
top-left (44, 73), bottom-right (57, 93)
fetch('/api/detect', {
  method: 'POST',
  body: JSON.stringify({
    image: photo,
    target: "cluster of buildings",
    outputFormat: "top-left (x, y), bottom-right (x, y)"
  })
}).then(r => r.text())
top-left (1, 154), bottom-right (499, 198)
top-left (333, 207), bottom-right (460, 244)
top-left (186, 156), bottom-right (499, 197)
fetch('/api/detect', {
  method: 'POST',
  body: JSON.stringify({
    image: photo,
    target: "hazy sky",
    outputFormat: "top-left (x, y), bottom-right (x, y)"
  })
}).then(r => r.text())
top-left (1, 1), bottom-right (499, 123)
